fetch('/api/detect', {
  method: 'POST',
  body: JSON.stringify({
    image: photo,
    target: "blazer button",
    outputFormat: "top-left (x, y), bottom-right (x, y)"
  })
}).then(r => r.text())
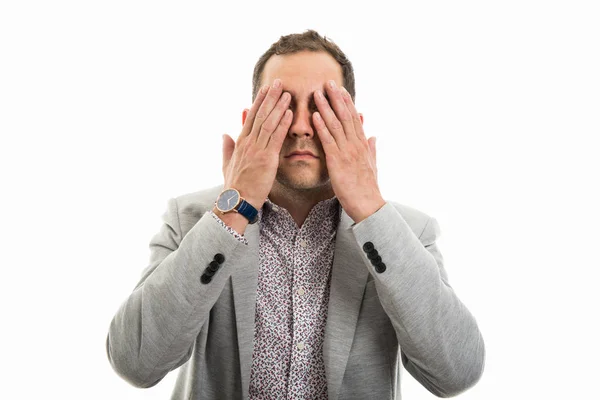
top-left (200, 274), bottom-right (212, 284)
top-left (374, 262), bottom-right (387, 273)
top-left (207, 260), bottom-right (220, 273)
top-left (204, 267), bottom-right (216, 277)
top-left (363, 242), bottom-right (375, 252)
top-left (367, 249), bottom-right (379, 260)
top-left (370, 255), bottom-right (382, 265)
top-left (214, 253), bottom-right (225, 264)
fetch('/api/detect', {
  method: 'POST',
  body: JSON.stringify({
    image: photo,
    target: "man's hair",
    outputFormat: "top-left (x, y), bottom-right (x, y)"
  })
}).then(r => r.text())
top-left (252, 29), bottom-right (356, 103)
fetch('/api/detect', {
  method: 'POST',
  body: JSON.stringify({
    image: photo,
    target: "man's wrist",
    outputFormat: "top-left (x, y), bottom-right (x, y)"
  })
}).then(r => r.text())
top-left (346, 198), bottom-right (386, 223)
top-left (212, 206), bottom-right (250, 235)
top-left (215, 187), bottom-right (261, 224)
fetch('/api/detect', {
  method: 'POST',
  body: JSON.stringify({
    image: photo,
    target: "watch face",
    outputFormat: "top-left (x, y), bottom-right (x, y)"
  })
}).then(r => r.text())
top-left (216, 189), bottom-right (240, 212)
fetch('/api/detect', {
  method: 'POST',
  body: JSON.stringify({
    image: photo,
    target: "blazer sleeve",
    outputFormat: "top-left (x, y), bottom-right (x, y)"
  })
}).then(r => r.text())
top-left (351, 202), bottom-right (485, 397)
top-left (106, 197), bottom-right (248, 388)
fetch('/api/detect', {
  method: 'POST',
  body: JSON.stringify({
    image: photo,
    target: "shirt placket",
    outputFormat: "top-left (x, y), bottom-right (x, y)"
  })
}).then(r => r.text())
top-left (288, 229), bottom-right (310, 399)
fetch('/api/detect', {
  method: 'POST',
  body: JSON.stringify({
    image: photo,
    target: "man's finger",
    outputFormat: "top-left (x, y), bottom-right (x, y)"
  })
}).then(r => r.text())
top-left (222, 133), bottom-right (235, 176)
top-left (257, 91), bottom-right (291, 148)
top-left (340, 86), bottom-right (367, 142)
top-left (266, 109), bottom-right (293, 152)
top-left (239, 84), bottom-right (269, 138)
top-left (252, 79), bottom-right (284, 142)
top-left (314, 89), bottom-right (347, 149)
top-left (324, 80), bottom-right (356, 141)
top-left (368, 136), bottom-right (377, 164)
top-left (312, 111), bottom-right (337, 151)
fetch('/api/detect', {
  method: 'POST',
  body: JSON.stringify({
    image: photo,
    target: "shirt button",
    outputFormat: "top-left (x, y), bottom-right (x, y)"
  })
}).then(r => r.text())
top-left (272, 205), bottom-right (279, 212)
top-left (299, 239), bottom-right (307, 248)
top-left (297, 288), bottom-right (305, 296)
top-left (297, 342), bottom-right (305, 350)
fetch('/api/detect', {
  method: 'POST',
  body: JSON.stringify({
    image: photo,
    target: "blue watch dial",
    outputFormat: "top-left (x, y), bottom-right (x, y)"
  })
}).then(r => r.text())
top-left (216, 189), bottom-right (240, 212)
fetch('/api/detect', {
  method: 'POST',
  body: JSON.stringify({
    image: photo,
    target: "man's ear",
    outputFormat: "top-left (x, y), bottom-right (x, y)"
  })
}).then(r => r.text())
top-left (242, 108), bottom-right (249, 126)
top-left (359, 113), bottom-right (364, 125)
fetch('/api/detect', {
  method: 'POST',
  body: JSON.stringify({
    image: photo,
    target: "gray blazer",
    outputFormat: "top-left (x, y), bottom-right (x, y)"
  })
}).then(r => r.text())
top-left (107, 185), bottom-right (485, 399)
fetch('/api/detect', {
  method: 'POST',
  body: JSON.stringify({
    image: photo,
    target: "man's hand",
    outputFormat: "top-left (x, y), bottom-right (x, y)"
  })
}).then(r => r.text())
top-left (312, 80), bottom-right (385, 223)
top-left (221, 78), bottom-right (292, 210)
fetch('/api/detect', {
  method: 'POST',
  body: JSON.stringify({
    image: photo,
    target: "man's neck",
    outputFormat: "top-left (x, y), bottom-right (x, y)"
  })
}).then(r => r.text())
top-left (268, 182), bottom-right (335, 228)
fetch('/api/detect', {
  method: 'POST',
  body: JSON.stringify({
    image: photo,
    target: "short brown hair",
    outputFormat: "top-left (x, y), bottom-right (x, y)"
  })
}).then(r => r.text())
top-left (252, 29), bottom-right (356, 103)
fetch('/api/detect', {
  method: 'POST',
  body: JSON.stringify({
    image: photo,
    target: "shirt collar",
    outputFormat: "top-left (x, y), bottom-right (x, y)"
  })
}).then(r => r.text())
top-left (258, 196), bottom-right (341, 225)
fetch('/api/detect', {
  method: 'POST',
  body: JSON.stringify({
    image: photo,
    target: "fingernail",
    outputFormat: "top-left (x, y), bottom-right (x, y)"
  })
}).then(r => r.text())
top-left (341, 87), bottom-right (349, 98)
top-left (273, 79), bottom-right (281, 89)
top-left (261, 85), bottom-right (269, 94)
top-left (329, 80), bottom-right (336, 89)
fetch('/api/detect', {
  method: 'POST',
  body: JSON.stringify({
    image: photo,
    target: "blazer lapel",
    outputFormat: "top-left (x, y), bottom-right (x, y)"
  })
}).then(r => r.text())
top-left (324, 209), bottom-right (370, 400)
top-left (231, 221), bottom-right (260, 399)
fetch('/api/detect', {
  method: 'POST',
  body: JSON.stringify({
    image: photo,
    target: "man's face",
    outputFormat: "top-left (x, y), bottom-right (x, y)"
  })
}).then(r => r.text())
top-left (254, 51), bottom-right (344, 192)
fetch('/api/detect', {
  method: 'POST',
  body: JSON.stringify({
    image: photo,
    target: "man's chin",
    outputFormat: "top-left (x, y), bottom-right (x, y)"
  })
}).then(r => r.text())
top-left (275, 174), bottom-right (331, 192)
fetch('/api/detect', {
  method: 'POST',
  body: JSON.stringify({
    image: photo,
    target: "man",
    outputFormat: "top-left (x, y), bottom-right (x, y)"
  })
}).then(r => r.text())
top-left (106, 30), bottom-right (485, 399)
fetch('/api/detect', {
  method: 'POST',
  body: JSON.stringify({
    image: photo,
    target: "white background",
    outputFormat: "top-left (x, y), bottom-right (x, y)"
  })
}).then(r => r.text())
top-left (1, 1), bottom-right (599, 399)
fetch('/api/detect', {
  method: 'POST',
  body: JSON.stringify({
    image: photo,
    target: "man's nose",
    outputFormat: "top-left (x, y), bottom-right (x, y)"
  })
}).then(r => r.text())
top-left (288, 106), bottom-right (315, 139)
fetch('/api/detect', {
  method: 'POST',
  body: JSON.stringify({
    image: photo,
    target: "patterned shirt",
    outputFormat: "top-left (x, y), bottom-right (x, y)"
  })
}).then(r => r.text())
top-left (210, 196), bottom-right (341, 399)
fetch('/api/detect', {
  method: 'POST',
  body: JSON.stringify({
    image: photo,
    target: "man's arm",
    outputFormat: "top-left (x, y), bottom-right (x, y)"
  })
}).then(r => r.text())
top-left (106, 78), bottom-right (294, 388)
top-left (351, 202), bottom-right (485, 397)
top-left (106, 197), bottom-right (247, 388)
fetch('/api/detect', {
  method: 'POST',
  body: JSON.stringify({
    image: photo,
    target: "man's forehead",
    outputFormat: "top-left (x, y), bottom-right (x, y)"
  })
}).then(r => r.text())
top-left (261, 51), bottom-right (343, 89)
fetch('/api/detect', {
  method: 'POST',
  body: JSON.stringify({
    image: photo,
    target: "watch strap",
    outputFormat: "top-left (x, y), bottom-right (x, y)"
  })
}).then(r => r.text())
top-left (236, 199), bottom-right (259, 224)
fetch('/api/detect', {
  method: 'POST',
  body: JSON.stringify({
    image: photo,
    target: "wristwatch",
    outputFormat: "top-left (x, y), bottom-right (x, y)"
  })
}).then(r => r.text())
top-left (214, 188), bottom-right (259, 224)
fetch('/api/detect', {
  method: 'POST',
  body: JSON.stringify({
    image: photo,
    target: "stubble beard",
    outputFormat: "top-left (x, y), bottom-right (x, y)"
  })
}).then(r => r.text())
top-left (275, 161), bottom-right (331, 192)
